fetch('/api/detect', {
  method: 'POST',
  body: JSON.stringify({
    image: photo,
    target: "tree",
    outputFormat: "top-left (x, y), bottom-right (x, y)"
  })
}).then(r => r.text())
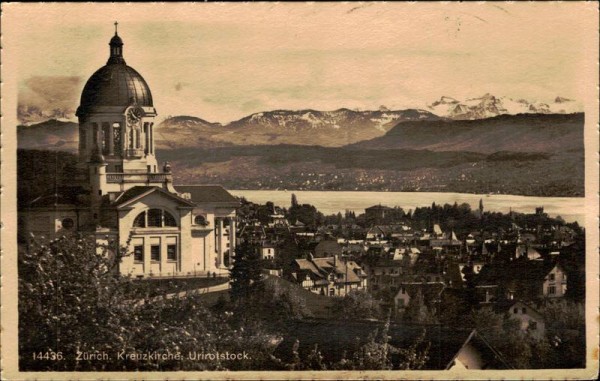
top-left (276, 236), bottom-right (301, 276)
top-left (467, 308), bottom-right (562, 369)
top-left (19, 234), bottom-right (280, 371)
top-left (19, 234), bottom-right (129, 370)
top-left (402, 290), bottom-right (437, 324)
top-left (291, 193), bottom-right (298, 208)
top-left (331, 290), bottom-right (382, 320)
top-left (287, 203), bottom-right (323, 228)
top-left (229, 240), bottom-right (265, 308)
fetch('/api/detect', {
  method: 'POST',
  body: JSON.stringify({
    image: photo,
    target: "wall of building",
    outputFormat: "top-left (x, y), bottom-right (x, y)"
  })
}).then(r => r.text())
top-left (22, 208), bottom-right (86, 239)
top-left (452, 341), bottom-right (485, 370)
top-left (543, 265), bottom-right (567, 298)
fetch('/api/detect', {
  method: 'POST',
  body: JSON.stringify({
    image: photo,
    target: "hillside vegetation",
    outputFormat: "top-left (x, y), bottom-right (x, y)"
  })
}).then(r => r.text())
top-left (352, 113), bottom-right (583, 153)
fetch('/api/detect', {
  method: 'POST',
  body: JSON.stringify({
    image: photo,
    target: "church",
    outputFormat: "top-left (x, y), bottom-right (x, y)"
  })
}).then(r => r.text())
top-left (20, 25), bottom-right (238, 277)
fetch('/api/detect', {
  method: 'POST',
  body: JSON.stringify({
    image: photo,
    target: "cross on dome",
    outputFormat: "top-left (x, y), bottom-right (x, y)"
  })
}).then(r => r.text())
top-left (108, 22), bottom-right (125, 64)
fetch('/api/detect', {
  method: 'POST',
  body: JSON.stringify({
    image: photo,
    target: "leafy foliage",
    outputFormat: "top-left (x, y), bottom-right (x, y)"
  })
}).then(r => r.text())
top-left (330, 290), bottom-right (382, 320)
top-left (402, 290), bottom-right (438, 324)
top-left (19, 235), bottom-right (277, 371)
top-left (229, 240), bottom-right (265, 307)
top-left (19, 235), bottom-right (127, 370)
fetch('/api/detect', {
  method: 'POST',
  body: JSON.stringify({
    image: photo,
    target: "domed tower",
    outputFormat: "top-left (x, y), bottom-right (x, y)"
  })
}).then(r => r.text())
top-left (76, 23), bottom-right (171, 199)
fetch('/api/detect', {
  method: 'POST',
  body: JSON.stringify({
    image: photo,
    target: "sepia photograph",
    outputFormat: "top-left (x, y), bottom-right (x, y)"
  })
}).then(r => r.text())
top-left (1, 2), bottom-right (598, 380)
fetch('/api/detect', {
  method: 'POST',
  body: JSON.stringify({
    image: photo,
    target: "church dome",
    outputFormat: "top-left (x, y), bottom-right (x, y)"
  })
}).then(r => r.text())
top-left (76, 25), bottom-right (153, 117)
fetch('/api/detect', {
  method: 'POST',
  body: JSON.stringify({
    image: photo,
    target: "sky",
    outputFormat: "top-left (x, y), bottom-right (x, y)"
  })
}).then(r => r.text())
top-left (9, 2), bottom-right (596, 123)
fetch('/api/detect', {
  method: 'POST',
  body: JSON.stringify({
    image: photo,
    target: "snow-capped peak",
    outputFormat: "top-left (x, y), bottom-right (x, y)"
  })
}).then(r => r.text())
top-left (427, 94), bottom-right (582, 120)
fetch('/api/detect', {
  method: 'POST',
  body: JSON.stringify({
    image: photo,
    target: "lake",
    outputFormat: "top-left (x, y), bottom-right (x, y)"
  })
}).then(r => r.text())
top-left (230, 190), bottom-right (586, 226)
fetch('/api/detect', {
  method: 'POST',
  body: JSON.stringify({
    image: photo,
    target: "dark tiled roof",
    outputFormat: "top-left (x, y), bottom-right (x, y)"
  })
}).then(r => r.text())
top-left (28, 186), bottom-right (87, 207)
top-left (397, 283), bottom-right (445, 304)
top-left (475, 259), bottom-right (557, 287)
top-left (366, 205), bottom-right (393, 210)
top-left (112, 186), bottom-right (155, 206)
top-left (112, 186), bottom-right (195, 207)
top-left (77, 63), bottom-right (153, 117)
top-left (314, 240), bottom-right (343, 257)
top-left (175, 185), bottom-right (239, 205)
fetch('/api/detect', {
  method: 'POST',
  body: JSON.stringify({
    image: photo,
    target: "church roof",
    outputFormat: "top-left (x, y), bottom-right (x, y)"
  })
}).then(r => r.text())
top-left (77, 65), bottom-right (153, 116)
top-left (112, 186), bottom-right (195, 208)
top-left (27, 186), bottom-right (87, 208)
top-left (76, 28), bottom-right (153, 117)
top-left (175, 185), bottom-right (239, 205)
top-left (365, 204), bottom-right (392, 211)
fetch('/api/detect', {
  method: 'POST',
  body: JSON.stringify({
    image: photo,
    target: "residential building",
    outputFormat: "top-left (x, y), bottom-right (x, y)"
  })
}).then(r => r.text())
top-left (507, 301), bottom-right (546, 340)
top-left (288, 254), bottom-right (367, 296)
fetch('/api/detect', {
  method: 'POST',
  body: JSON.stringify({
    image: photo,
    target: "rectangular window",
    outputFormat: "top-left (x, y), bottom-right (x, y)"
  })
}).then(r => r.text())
top-left (548, 286), bottom-right (556, 295)
top-left (150, 123), bottom-right (154, 153)
top-left (151, 245), bottom-right (160, 262)
top-left (80, 128), bottom-right (87, 149)
top-left (522, 307), bottom-right (526, 314)
top-left (134, 245), bottom-right (144, 262)
top-left (529, 321), bottom-right (537, 330)
top-left (144, 122), bottom-right (150, 154)
top-left (115, 165), bottom-right (123, 173)
top-left (102, 122), bottom-right (110, 154)
top-left (113, 123), bottom-right (121, 154)
top-left (167, 244), bottom-right (177, 261)
top-left (513, 308), bottom-right (518, 314)
top-left (92, 123), bottom-right (98, 144)
top-left (549, 273), bottom-right (555, 281)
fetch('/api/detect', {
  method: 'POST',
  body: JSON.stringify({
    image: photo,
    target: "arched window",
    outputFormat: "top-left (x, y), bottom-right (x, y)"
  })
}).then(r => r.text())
top-left (164, 211), bottom-right (177, 227)
top-left (133, 209), bottom-right (178, 228)
top-left (133, 212), bottom-right (146, 227)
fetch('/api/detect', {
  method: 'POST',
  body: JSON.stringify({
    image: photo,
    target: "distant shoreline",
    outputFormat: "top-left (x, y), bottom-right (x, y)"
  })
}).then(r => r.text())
top-left (229, 189), bottom-right (586, 226)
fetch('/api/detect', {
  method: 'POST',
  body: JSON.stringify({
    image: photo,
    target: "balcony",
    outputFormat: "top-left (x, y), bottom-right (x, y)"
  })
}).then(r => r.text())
top-left (106, 172), bottom-right (172, 184)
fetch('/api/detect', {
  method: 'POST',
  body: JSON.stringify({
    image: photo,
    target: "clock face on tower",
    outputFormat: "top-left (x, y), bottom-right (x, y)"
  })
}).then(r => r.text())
top-left (126, 107), bottom-right (144, 125)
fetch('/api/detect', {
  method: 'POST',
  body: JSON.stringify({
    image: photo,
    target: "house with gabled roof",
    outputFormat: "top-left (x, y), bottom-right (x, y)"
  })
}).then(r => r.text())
top-left (274, 320), bottom-right (513, 370)
top-left (507, 301), bottom-right (546, 340)
top-left (394, 282), bottom-right (445, 311)
top-left (288, 254), bottom-right (367, 296)
top-left (314, 238), bottom-right (343, 258)
top-left (474, 259), bottom-right (568, 303)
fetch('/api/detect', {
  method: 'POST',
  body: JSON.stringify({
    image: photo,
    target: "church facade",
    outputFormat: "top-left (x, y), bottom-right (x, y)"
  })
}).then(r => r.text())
top-left (20, 26), bottom-right (238, 277)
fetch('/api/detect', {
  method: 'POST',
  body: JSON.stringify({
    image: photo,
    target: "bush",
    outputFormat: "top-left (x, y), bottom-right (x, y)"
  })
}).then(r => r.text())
top-left (331, 290), bottom-right (382, 321)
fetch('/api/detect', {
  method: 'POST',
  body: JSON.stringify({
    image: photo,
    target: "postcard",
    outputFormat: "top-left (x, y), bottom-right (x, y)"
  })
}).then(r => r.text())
top-left (1, 2), bottom-right (598, 380)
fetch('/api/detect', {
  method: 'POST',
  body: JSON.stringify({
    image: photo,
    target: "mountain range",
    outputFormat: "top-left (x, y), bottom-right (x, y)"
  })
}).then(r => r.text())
top-left (16, 109), bottom-right (585, 197)
top-left (15, 92), bottom-right (585, 197)
top-left (155, 108), bottom-right (440, 148)
top-left (427, 94), bottom-right (581, 120)
top-left (17, 93), bottom-right (583, 152)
